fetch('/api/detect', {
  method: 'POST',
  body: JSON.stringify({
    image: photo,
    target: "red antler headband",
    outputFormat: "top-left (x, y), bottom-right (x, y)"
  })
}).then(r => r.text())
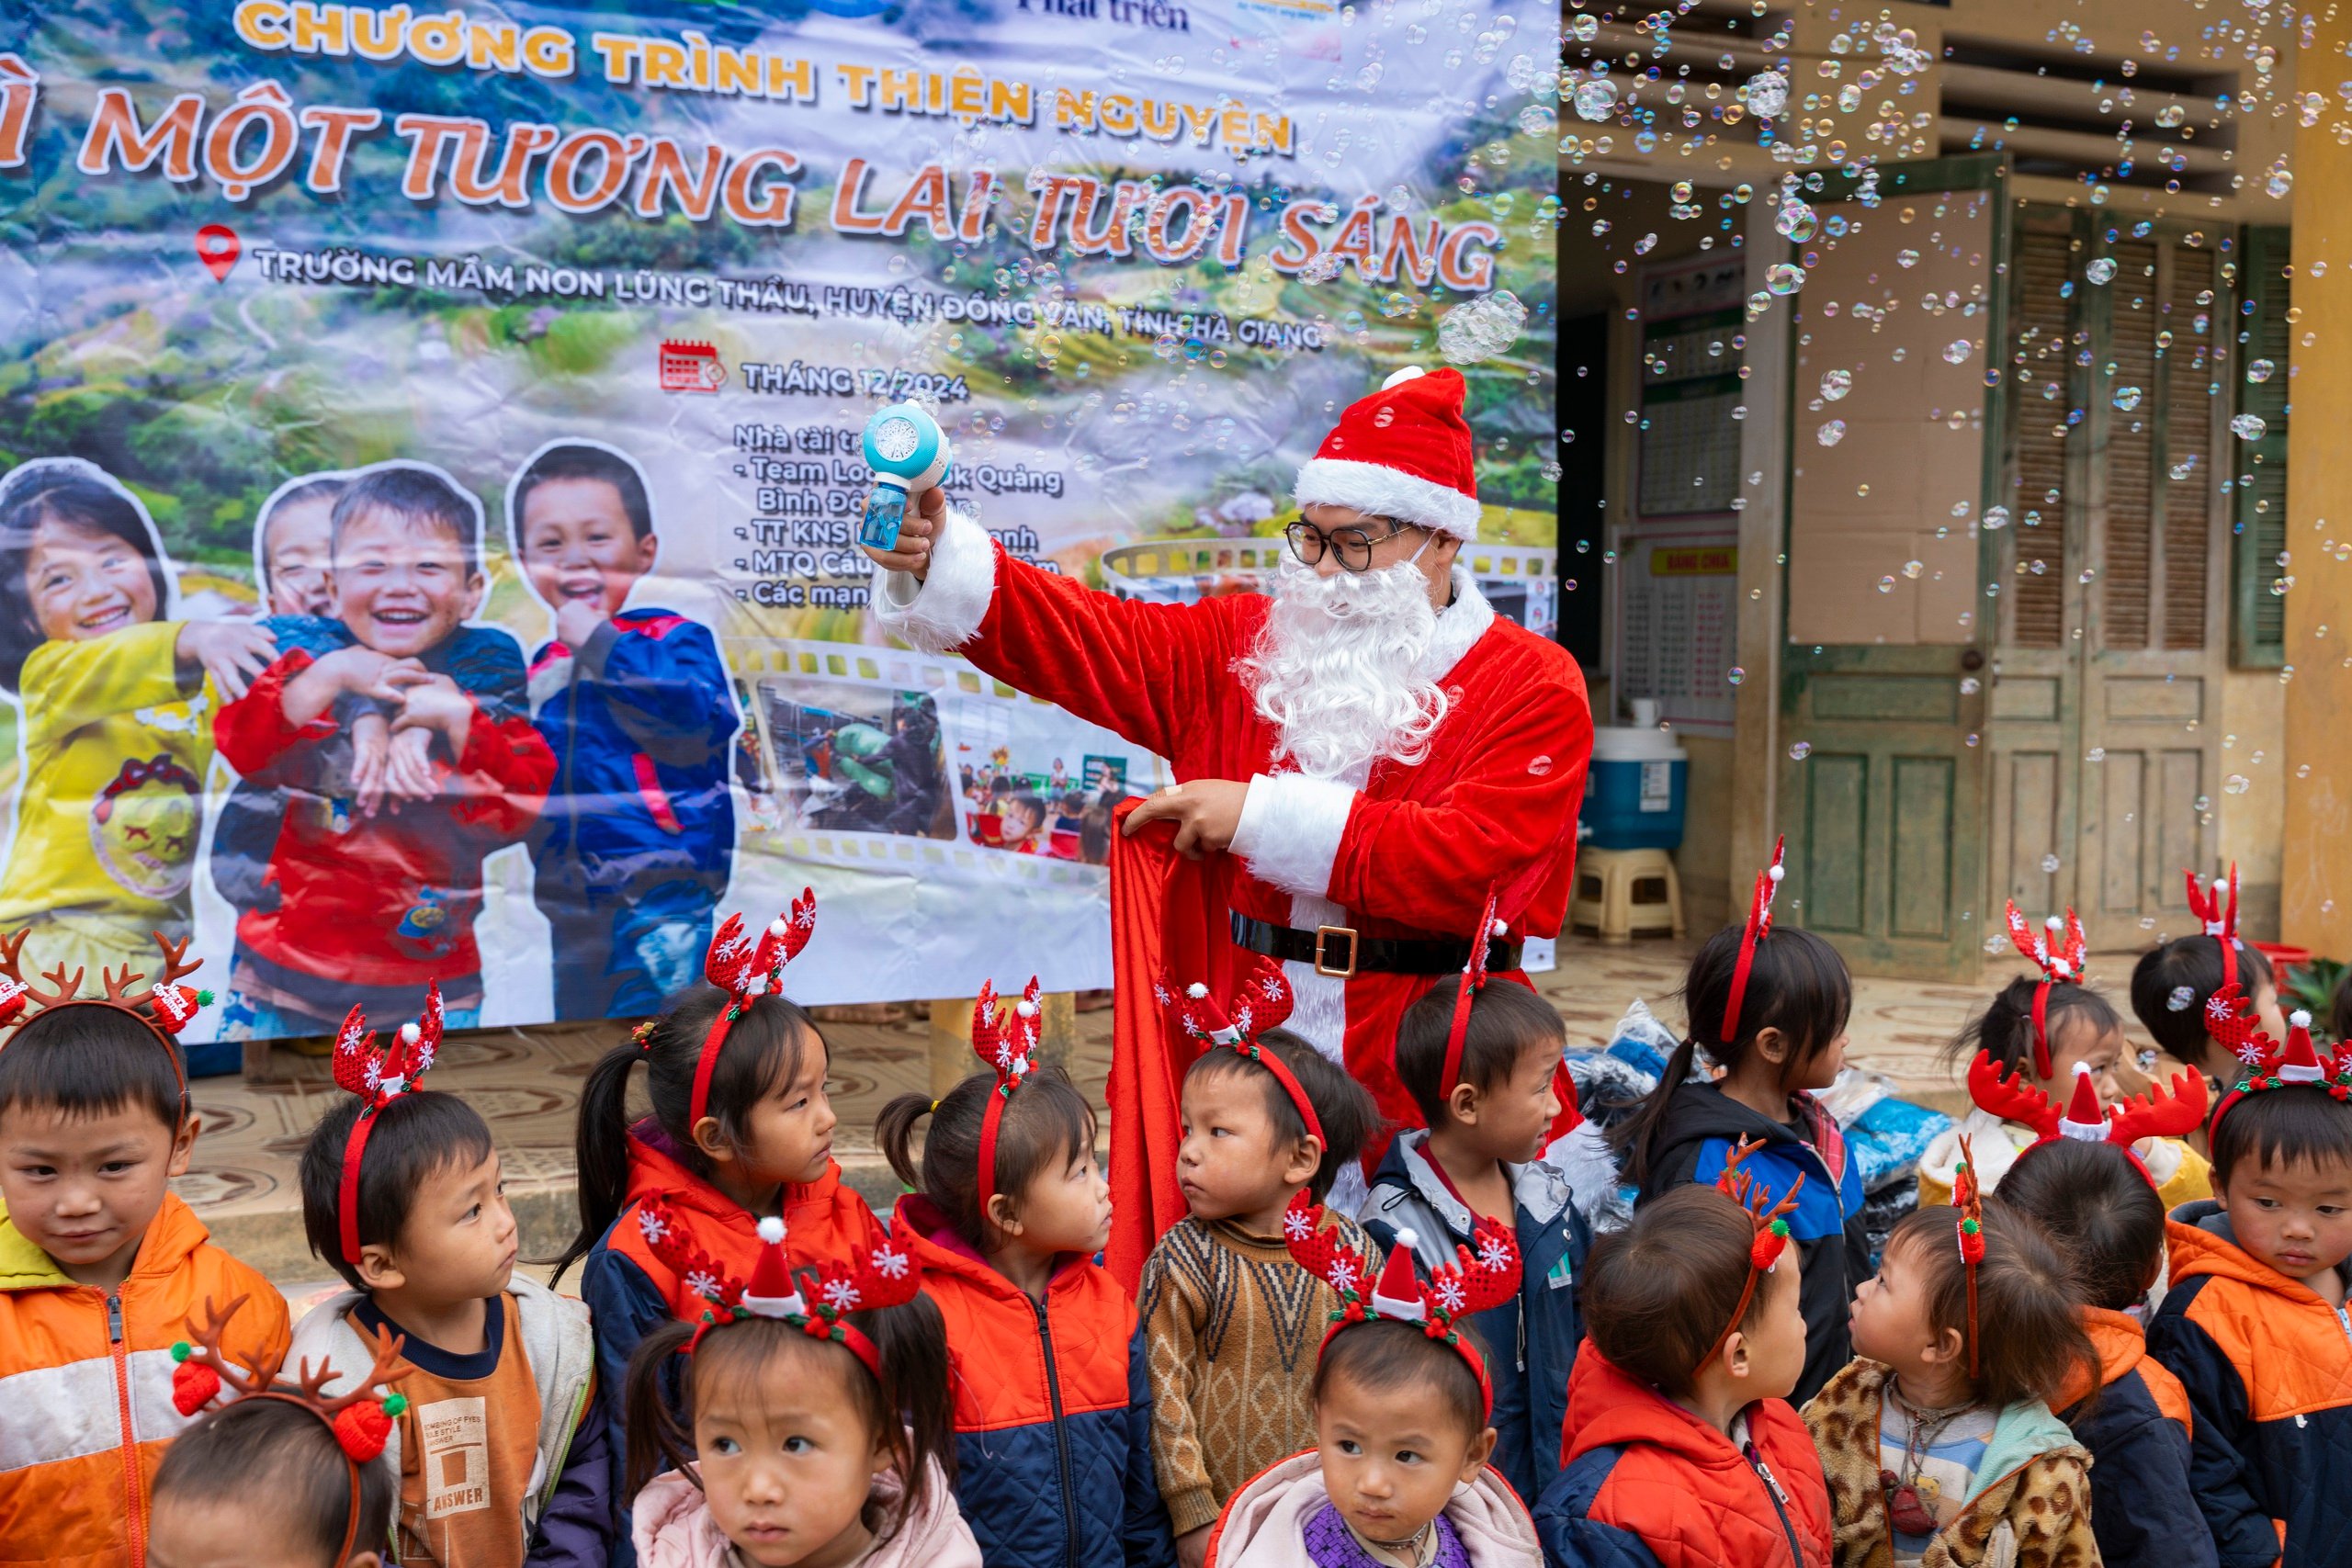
top-left (1441, 888), bottom-right (1511, 1101)
top-left (332, 985), bottom-right (447, 1266)
top-left (1721, 837), bottom-right (1786, 1043)
top-left (1965, 1052), bottom-right (2206, 1190)
top-left (972, 976), bottom-right (1043, 1220)
top-left (0, 930), bottom-right (211, 1116)
top-left (2185, 863), bottom-right (2242, 992)
top-left (1280, 1190), bottom-right (1521, 1419)
top-left (695, 892), bottom-right (818, 1129)
top-left (170, 1295), bottom-right (409, 1568)
top-left (1953, 1134), bottom-right (1985, 1379)
top-left (2003, 901), bottom-right (2088, 1079)
top-left (2204, 983), bottom-right (2352, 1132)
top-left (1698, 1137), bottom-right (1804, 1371)
top-left (636, 1202), bottom-right (922, 1375)
top-left (1159, 955), bottom-right (1322, 1147)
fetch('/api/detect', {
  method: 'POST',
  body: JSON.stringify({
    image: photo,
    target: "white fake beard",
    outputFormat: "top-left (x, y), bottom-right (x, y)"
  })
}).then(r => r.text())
top-left (1238, 554), bottom-right (1448, 779)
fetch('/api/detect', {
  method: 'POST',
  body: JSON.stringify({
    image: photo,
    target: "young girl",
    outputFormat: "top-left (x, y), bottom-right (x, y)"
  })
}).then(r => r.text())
top-left (552, 898), bottom-right (883, 1526)
top-left (1210, 1195), bottom-right (1541, 1567)
top-left (1921, 902), bottom-right (2211, 1207)
top-left (622, 1208), bottom-right (976, 1568)
top-left (1805, 1149), bottom-right (2098, 1567)
top-left (2128, 864), bottom-right (2290, 1102)
top-left (875, 979), bottom-right (1176, 1568)
top-left (1613, 842), bottom-right (1867, 1405)
top-left (1996, 1138), bottom-right (2218, 1568)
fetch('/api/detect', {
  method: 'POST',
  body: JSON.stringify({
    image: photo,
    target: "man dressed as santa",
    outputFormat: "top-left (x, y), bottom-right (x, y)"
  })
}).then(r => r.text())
top-left (863, 366), bottom-right (1591, 1191)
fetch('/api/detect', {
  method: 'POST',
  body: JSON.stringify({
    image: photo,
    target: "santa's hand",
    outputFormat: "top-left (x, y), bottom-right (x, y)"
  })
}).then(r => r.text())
top-left (857, 484), bottom-right (945, 581)
top-left (1121, 779), bottom-right (1249, 861)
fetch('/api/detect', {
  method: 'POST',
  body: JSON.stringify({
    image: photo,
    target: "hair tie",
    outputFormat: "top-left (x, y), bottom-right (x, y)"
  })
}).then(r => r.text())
top-left (1697, 1136), bottom-right (1804, 1371)
top-left (638, 1205), bottom-right (922, 1372)
top-left (693, 893), bottom-right (817, 1128)
top-left (1721, 837), bottom-right (1786, 1044)
top-left (1159, 958), bottom-right (1322, 1146)
top-left (971, 978), bottom-right (1042, 1220)
top-left (2185, 863), bottom-right (2242, 994)
top-left (631, 1020), bottom-right (656, 1052)
top-left (331, 987), bottom-right (446, 1266)
top-left (0, 930), bottom-right (210, 1120)
top-left (930, 1098), bottom-right (941, 1113)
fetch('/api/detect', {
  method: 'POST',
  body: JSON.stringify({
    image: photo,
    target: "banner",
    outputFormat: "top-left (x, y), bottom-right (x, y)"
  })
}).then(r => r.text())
top-left (0, 0), bottom-right (1558, 1050)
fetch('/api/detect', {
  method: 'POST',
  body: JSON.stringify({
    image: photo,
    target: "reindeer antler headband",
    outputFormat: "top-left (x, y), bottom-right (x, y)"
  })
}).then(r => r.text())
top-left (1698, 1136), bottom-right (1804, 1371)
top-left (1281, 1190), bottom-right (1521, 1418)
top-left (2003, 901), bottom-right (2088, 1079)
top-left (972, 976), bottom-right (1043, 1219)
top-left (2185, 863), bottom-right (2242, 993)
top-left (331, 984), bottom-right (447, 1266)
top-left (1440, 887), bottom-right (1513, 1102)
top-left (0, 930), bottom-right (210, 1115)
top-left (1158, 955), bottom-right (1322, 1147)
top-left (2203, 982), bottom-right (2352, 1133)
top-left (1721, 837), bottom-right (1786, 1043)
top-left (636, 1202), bottom-right (922, 1374)
top-left (1966, 1052), bottom-right (2206, 1190)
top-left (695, 892), bottom-right (818, 1129)
top-left (1953, 1134), bottom-right (1985, 1379)
top-left (170, 1294), bottom-right (409, 1568)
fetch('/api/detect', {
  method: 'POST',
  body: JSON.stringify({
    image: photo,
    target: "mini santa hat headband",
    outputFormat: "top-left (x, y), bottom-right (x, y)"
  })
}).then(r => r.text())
top-left (695, 891), bottom-right (819, 1129)
top-left (1721, 837), bottom-right (1787, 1044)
top-left (1294, 366), bottom-right (1483, 543)
top-left (1281, 1190), bottom-right (1521, 1419)
top-left (2003, 901), bottom-right (2088, 1079)
top-left (636, 1202), bottom-right (922, 1375)
top-left (1966, 1051), bottom-right (2207, 1190)
top-left (330, 985), bottom-right (447, 1266)
top-left (973, 976), bottom-right (1044, 1218)
top-left (170, 1294), bottom-right (410, 1568)
top-left (2203, 982), bottom-right (2352, 1132)
top-left (1699, 1137), bottom-right (1804, 1372)
top-left (1158, 955), bottom-right (1323, 1147)
top-left (2185, 863), bottom-right (2242, 992)
top-left (0, 930), bottom-right (212, 1116)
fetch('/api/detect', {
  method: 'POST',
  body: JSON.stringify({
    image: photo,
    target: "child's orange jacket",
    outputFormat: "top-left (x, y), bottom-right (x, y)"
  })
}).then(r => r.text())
top-left (0, 1193), bottom-right (289, 1568)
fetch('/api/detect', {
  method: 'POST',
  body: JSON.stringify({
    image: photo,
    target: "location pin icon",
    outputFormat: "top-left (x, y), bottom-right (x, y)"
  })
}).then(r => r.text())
top-left (195, 224), bottom-right (240, 283)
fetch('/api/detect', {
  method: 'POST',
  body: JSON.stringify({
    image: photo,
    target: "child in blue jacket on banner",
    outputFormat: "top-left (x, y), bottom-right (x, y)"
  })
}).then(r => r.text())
top-left (510, 441), bottom-right (740, 1021)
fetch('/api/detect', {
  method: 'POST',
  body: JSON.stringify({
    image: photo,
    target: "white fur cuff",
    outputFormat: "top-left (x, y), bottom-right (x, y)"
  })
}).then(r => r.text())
top-left (1295, 457), bottom-right (1481, 541)
top-left (1231, 772), bottom-right (1357, 899)
top-left (872, 506), bottom-right (998, 655)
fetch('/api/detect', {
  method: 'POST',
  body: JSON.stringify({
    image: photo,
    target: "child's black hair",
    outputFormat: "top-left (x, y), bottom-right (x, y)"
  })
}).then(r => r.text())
top-left (2209, 1089), bottom-right (2352, 1190)
top-left (1612, 922), bottom-right (1852, 1189)
top-left (258, 475), bottom-right (349, 547)
top-left (623, 1282), bottom-right (956, 1515)
top-left (1946, 976), bottom-right (2122, 1078)
top-left (1312, 1317), bottom-right (1487, 1441)
top-left (2129, 937), bottom-right (2276, 1066)
top-left (1992, 1140), bottom-right (2165, 1314)
top-left (876, 1065), bottom-right (1096, 1250)
top-left (1395, 978), bottom-right (1564, 1128)
top-left (550, 987), bottom-right (822, 1286)
top-left (0, 1005), bottom-right (185, 1132)
top-left (300, 1089), bottom-right (497, 1291)
top-left (152, 1394), bottom-right (397, 1563)
top-left (512, 442), bottom-right (654, 541)
top-left (1883, 1202), bottom-right (2096, 1412)
top-left (331, 464), bottom-right (483, 580)
top-left (0, 460), bottom-right (170, 691)
top-left (1581, 1183), bottom-right (1787, 1398)
top-left (1183, 1027), bottom-right (1379, 1204)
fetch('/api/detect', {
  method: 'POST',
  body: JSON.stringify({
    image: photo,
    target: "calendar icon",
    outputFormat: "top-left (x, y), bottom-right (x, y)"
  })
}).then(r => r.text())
top-left (659, 340), bottom-right (727, 394)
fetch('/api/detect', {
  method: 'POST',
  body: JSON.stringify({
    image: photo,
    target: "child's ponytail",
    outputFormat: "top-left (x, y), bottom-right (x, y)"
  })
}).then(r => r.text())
top-left (877, 1063), bottom-right (1096, 1249)
top-left (621, 1318), bottom-right (699, 1496)
top-left (550, 1034), bottom-right (647, 1286)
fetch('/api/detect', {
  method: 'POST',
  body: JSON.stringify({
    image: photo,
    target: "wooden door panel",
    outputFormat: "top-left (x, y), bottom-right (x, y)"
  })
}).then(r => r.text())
top-left (1800, 754), bottom-right (1869, 933)
top-left (1891, 757), bottom-right (1957, 939)
top-left (1998, 748), bottom-right (2063, 912)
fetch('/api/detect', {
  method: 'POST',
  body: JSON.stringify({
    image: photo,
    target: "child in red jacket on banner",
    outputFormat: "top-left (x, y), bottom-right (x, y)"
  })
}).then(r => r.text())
top-left (214, 461), bottom-right (554, 1034)
top-left (1535, 1155), bottom-right (1831, 1568)
top-left (550, 895), bottom-right (881, 1566)
top-left (876, 979), bottom-right (1176, 1568)
top-left (1207, 1193), bottom-right (1541, 1568)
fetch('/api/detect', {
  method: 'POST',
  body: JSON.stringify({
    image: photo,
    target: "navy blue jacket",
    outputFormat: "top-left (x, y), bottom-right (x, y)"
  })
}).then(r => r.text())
top-left (2064, 1345), bottom-right (2214, 1568)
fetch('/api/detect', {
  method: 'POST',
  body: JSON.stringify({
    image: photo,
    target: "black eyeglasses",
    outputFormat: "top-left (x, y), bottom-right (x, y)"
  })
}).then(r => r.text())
top-left (1283, 517), bottom-right (1414, 573)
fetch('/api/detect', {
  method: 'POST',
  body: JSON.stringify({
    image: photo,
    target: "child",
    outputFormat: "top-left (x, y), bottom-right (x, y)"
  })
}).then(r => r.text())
top-left (1210, 1195), bottom-right (1540, 1567)
top-left (151, 1294), bottom-right (402, 1568)
top-left (1923, 902), bottom-right (2211, 1208)
top-left (1139, 964), bottom-right (1381, 1563)
top-left (0, 939), bottom-right (291, 1562)
top-left (0, 457), bottom-right (277, 987)
top-left (1996, 1136), bottom-right (2218, 1568)
top-left (1804, 1152), bottom-right (2098, 1567)
top-left (621, 1207), bottom-right (976, 1567)
top-left (1361, 934), bottom-right (1588, 1506)
top-left (215, 460), bottom-right (554, 1036)
top-left (876, 979), bottom-right (1176, 1567)
top-left (553, 897), bottom-right (881, 1556)
top-left (293, 987), bottom-right (608, 1567)
top-left (2129, 863), bottom-right (2290, 1096)
top-left (2148, 997), bottom-right (2352, 1567)
top-left (509, 441), bottom-right (740, 1021)
top-left (1536, 1163), bottom-right (1832, 1568)
top-left (1613, 844), bottom-right (1868, 1405)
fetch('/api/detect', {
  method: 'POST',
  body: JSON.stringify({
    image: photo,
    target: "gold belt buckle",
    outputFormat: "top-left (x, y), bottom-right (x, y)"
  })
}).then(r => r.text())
top-left (1313, 924), bottom-right (1359, 978)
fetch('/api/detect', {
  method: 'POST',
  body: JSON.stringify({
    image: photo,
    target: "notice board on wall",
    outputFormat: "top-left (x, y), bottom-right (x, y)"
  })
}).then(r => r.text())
top-left (1615, 533), bottom-right (1738, 731)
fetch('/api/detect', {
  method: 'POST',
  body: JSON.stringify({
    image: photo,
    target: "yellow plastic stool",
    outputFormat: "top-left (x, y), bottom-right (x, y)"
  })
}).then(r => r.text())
top-left (1569, 846), bottom-right (1686, 943)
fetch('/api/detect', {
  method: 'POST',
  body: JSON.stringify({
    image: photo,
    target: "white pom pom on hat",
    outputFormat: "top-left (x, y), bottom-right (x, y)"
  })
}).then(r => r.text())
top-left (757, 1216), bottom-right (786, 1245)
top-left (2046, 915), bottom-right (2064, 932)
top-left (767, 918), bottom-right (790, 938)
top-left (2293, 1010), bottom-right (2314, 1030)
top-left (1382, 365), bottom-right (1429, 390)
top-left (1767, 863), bottom-right (1785, 882)
top-left (1186, 983), bottom-right (1209, 999)
top-left (399, 1022), bottom-right (419, 1044)
top-left (1016, 1000), bottom-right (1039, 1018)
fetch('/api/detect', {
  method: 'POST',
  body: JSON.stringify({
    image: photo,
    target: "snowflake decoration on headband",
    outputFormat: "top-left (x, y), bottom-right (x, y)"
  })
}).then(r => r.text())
top-left (691, 892), bottom-right (818, 1127)
top-left (2002, 901), bottom-right (2087, 1080)
top-left (1160, 956), bottom-right (1324, 1147)
top-left (2204, 983), bottom-right (2352, 1134)
top-left (331, 986), bottom-right (447, 1266)
top-left (2185, 863), bottom-right (2243, 992)
top-left (1965, 1053), bottom-right (2206, 1190)
top-left (972, 976), bottom-right (1043, 1218)
top-left (1720, 836), bottom-right (1786, 1044)
top-left (639, 1201), bottom-right (922, 1375)
top-left (0, 929), bottom-right (212, 1116)
top-left (1695, 1136), bottom-right (1804, 1371)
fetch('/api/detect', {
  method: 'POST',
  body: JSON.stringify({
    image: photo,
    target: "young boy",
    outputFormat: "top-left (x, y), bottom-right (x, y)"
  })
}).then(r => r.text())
top-left (2149, 1009), bottom-right (2352, 1568)
top-left (1139, 1022), bottom-right (1379, 1567)
top-left (216, 462), bottom-right (553, 1037)
top-left (296, 1063), bottom-right (605, 1566)
top-left (0, 977), bottom-right (289, 1561)
top-left (1362, 978), bottom-right (1589, 1506)
top-left (507, 441), bottom-right (739, 1020)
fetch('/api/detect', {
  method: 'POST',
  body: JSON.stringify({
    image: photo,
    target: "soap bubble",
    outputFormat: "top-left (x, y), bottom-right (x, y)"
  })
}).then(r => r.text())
top-left (1817, 419), bottom-right (1846, 446)
top-left (1765, 263), bottom-right (1805, 295)
top-left (2231, 413), bottom-right (2268, 441)
top-left (2155, 104), bottom-right (2186, 129)
top-left (2247, 358), bottom-right (2277, 383)
top-left (1984, 505), bottom-right (2010, 530)
top-left (1726, 666), bottom-right (1746, 686)
top-left (1789, 740), bottom-right (1813, 761)
top-left (2267, 165), bottom-right (2294, 198)
top-left (2113, 386), bottom-right (2143, 412)
top-left (1572, 78), bottom-right (1616, 120)
top-left (1776, 197), bottom-right (1817, 243)
top-left (1876, 574), bottom-right (1895, 592)
top-left (1437, 291), bottom-right (1527, 365)
top-left (1744, 70), bottom-right (1788, 118)
top-left (1896, 249), bottom-right (1920, 268)
top-left (1568, 13), bottom-right (1598, 40)
top-left (1670, 181), bottom-right (1693, 203)
top-left (2041, 852), bottom-right (2063, 874)
top-left (1902, 559), bottom-right (1925, 580)
top-left (2086, 257), bottom-right (2117, 284)
top-left (1942, 340), bottom-right (1973, 365)
top-left (1820, 369), bottom-right (1852, 400)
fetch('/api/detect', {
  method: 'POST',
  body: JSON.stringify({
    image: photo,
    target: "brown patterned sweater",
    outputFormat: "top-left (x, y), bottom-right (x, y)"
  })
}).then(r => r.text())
top-left (1137, 1212), bottom-right (1382, 1537)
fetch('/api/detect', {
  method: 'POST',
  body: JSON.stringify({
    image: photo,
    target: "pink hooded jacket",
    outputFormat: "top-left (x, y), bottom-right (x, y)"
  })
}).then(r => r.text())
top-left (631, 1459), bottom-right (979, 1568)
top-left (1207, 1450), bottom-right (1542, 1568)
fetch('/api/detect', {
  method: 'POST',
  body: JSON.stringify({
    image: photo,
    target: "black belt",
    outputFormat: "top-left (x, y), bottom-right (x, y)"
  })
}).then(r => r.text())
top-left (1232, 913), bottom-right (1521, 980)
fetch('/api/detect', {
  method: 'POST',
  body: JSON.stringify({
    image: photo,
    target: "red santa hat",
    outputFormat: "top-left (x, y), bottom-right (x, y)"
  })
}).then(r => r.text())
top-left (1295, 366), bottom-right (1482, 541)
top-left (739, 1216), bottom-right (806, 1318)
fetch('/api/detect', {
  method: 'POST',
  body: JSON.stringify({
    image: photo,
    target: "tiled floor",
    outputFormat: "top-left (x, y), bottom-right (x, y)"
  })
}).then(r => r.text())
top-left (185, 934), bottom-right (2093, 1285)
